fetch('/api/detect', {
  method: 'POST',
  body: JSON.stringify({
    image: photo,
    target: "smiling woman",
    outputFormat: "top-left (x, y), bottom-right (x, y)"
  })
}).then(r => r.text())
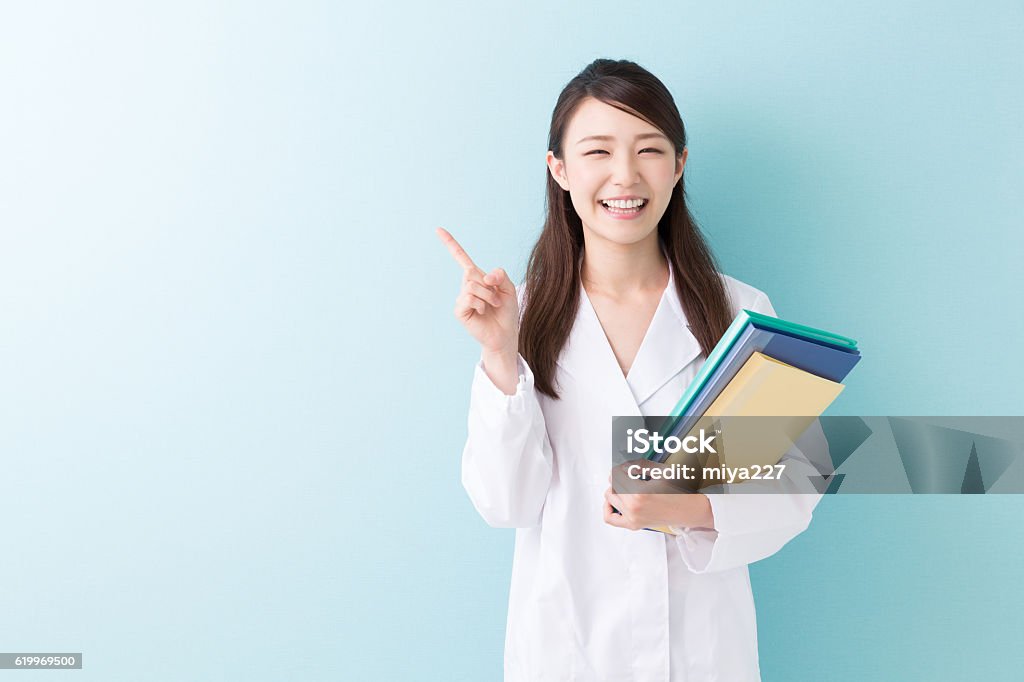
top-left (438, 58), bottom-right (822, 682)
top-left (525, 66), bottom-right (732, 400)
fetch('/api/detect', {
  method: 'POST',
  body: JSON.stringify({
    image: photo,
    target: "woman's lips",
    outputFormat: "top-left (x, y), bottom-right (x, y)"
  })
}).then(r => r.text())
top-left (599, 200), bottom-right (649, 220)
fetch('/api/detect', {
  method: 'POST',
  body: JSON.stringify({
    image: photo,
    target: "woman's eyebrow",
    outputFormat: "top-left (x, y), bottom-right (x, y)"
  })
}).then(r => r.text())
top-left (576, 133), bottom-right (668, 145)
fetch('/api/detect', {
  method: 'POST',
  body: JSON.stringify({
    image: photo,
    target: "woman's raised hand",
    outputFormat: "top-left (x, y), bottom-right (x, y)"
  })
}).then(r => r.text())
top-left (436, 227), bottom-right (519, 356)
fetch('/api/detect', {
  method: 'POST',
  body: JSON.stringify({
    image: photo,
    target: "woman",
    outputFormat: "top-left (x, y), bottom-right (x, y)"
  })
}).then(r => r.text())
top-left (438, 59), bottom-right (822, 681)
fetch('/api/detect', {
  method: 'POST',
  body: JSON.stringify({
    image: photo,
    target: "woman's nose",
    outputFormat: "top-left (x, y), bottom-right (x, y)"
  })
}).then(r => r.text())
top-left (611, 153), bottom-right (639, 187)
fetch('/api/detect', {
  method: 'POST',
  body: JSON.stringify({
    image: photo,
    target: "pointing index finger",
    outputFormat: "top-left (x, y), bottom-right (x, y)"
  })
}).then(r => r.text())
top-left (436, 227), bottom-right (483, 274)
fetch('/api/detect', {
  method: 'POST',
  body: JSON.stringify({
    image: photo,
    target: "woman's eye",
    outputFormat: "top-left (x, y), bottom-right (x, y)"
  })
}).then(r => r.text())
top-left (584, 148), bottom-right (662, 156)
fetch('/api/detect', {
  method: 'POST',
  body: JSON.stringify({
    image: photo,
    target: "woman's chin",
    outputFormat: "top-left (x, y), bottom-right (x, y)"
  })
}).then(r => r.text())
top-left (582, 223), bottom-right (660, 247)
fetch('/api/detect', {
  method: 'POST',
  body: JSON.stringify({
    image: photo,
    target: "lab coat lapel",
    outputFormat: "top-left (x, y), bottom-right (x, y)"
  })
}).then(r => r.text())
top-left (557, 290), bottom-right (643, 418)
top-left (555, 265), bottom-right (703, 415)
top-left (624, 265), bottom-right (703, 407)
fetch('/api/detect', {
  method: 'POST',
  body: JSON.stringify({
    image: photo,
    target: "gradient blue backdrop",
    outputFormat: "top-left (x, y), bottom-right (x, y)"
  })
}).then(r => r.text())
top-left (2, 1), bottom-right (1022, 680)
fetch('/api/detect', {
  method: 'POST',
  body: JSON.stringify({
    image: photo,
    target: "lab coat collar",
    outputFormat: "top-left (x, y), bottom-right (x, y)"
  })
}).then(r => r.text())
top-left (557, 251), bottom-right (703, 413)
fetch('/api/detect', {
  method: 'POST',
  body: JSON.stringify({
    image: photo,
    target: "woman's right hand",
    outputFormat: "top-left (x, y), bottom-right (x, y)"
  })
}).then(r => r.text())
top-left (436, 227), bottom-right (520, 356)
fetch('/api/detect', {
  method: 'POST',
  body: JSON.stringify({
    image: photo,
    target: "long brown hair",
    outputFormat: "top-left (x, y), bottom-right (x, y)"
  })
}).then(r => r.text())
top-left (520, 58), bottom-right (733, 399)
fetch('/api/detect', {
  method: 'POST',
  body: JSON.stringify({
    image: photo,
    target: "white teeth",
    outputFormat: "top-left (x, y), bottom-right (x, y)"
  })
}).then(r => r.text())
top-left (601, 198), bottom-right (646, 209)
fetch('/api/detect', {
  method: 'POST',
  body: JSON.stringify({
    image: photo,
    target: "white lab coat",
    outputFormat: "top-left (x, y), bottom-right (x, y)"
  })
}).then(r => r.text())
top-left (462, 265), bottom-right (824, 681)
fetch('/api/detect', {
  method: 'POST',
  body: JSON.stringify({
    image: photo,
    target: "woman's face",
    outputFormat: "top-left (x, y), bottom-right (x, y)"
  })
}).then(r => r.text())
top-left (547, 97), bottom-right (686, 248)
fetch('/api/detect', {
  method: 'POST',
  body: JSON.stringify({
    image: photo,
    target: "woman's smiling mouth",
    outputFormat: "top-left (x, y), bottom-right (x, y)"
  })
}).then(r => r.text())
top-left (599, 197), bottom-right (649, 219)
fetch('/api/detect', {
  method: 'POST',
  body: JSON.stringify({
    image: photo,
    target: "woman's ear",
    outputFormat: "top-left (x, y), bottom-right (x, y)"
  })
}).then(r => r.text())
top-left (674, 147), bottom-right (688, 184)
top-left (546, 151), bottom-right (570, 191)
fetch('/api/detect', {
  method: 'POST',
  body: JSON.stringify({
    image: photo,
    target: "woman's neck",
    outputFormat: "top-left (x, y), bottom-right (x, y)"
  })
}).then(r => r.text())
top-left (580, 232), bottom-right (668, 298)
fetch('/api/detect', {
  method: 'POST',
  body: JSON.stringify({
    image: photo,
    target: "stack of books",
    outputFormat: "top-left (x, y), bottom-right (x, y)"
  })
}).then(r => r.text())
top-left (646, 309), bottom-right (861, 534)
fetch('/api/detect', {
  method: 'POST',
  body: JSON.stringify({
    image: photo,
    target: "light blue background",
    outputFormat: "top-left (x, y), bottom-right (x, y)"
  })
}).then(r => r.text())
top-left (2, 1), bottom-right (1022, 680)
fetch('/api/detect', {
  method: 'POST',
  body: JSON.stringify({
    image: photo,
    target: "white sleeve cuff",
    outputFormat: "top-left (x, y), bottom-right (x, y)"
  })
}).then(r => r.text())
top-left (471, 354), bottom-right (534, 416)
top-left (670, 524), bottom-right (720, 573)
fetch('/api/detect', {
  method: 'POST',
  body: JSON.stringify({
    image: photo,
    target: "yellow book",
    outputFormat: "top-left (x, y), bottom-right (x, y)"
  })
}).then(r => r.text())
top-left (649, 352), bottom-right (844, 535)
top-left (704, 351), bottom-right (844, 419)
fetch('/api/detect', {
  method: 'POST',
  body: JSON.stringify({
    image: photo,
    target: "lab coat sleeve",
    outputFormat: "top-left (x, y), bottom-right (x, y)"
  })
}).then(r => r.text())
top-left (670, 291), bottom-right (826, 574)
top-left (461, 353), bottom-right (554, 528)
